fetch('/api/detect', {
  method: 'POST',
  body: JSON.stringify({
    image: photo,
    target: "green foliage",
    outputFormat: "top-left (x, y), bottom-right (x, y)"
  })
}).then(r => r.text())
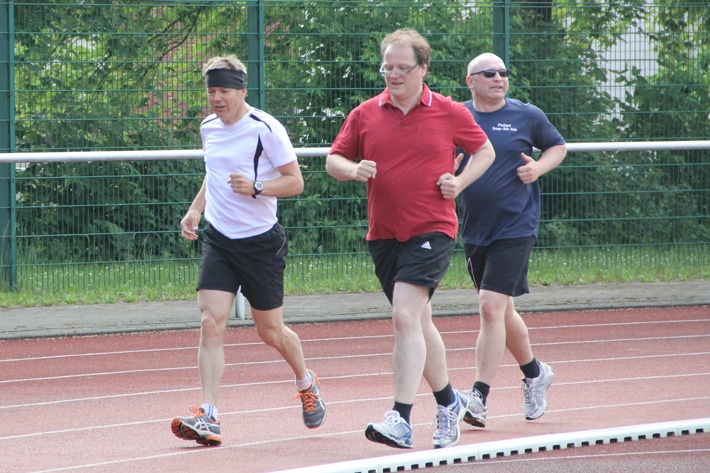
top-left (538, 148), bottom-right (709, 249)
top-left (14, 1), bottom-right (213, 152)
top-left (6, 0), bottom-right (709, 276)
top-left (15, 159), bottom-right (204, 261)
top-left (259, 0), bottom-right (488, 144)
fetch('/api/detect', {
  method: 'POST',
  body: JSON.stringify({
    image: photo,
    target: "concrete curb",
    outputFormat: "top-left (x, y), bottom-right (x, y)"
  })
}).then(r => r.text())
top-left (1, 280), bottom-right (709, 339)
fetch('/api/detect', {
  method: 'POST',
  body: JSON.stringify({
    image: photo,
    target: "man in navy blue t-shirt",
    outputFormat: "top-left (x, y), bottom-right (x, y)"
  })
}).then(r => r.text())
top-left (457, 53), bottom-right (567, 429)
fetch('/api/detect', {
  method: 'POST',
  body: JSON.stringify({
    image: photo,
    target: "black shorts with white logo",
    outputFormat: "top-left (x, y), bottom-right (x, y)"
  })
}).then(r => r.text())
top-left (368, 232), bottom-right (455, 304)
top-left (197, 222), bottom-right (287, 311)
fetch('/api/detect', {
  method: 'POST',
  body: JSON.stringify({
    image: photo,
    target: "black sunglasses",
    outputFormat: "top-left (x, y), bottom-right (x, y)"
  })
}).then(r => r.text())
top-left (469, 68), bottom-right (511, 78)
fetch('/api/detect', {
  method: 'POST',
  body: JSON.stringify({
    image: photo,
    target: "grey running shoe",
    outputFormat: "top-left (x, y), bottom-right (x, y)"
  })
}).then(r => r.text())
top-left (461, 389), bottom-right (487, 428)
top-left (295, 369), bottom-right (326, 428)
top-left (523, 361), bottom-right (554, 420)
top-left (432, 390), bottom-right (467, 448)
top-left (171, 406), bottom-right (222, 446)
top-left (365, 411), bottom-right (413, 449)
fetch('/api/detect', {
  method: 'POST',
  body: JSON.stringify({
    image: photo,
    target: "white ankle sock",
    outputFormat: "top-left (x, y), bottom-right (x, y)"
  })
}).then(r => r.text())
top-left (201, 403), bottom-right (219, 420)
top-left (295, 370), bottom-right (313, 390)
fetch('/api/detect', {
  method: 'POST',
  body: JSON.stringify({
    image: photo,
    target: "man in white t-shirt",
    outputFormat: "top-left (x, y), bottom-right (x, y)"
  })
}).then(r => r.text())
top-left (171, 55), bottom-right (326, 447)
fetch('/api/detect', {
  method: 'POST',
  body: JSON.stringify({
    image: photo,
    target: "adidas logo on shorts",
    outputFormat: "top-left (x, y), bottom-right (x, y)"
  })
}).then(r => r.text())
top-left (421, 241), bottom-right (432, 250)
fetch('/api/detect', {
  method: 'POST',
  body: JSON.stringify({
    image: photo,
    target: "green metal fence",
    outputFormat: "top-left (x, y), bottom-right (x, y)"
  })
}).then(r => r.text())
top-left (1, 1), bottom-right (709, 298)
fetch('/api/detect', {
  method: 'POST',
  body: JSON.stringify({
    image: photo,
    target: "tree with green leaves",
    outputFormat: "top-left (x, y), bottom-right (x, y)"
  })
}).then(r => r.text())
top-left (9, 0), bottom-right (706, 264)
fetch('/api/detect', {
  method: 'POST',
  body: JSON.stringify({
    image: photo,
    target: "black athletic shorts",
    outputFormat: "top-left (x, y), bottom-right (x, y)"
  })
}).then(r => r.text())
top-left (368, 232), bottom-right (455, 304)
top-left (197, 222), bottom-right (287, 311)
top-left (464, 236), bottom-right (536, 297)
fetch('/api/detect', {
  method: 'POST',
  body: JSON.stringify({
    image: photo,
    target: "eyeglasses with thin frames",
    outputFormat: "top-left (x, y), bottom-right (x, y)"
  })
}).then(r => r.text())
top-left (379, 63), bottom-right (419, 77)
top-left (469, 68), bottom-right (511, 78)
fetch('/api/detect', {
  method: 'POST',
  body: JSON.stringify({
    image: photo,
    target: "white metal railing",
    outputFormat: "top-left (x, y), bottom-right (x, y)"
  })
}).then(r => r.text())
top-left (1, 141), bottom-right (710, 163)
top-left (2, 140), bottom-right (709, 318)
top-left (0, 147), bottom-right (326, 162)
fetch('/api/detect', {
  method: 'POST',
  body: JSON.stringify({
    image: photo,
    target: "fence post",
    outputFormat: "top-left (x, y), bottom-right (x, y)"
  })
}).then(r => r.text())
top-left (235, 289), bottom-right (246, 320)
top-left (0, 0), bottom-right (16, 290)
top-left (242, 0), bottom-right (262, 318)
top-left (493, 0), bottom-right (510, 66)
top-left (246, 0), bottom-right (265, 110)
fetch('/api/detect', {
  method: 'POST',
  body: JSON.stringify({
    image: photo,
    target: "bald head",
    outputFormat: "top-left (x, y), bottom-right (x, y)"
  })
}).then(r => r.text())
top-left (467, 53), bottom-right (506, 75)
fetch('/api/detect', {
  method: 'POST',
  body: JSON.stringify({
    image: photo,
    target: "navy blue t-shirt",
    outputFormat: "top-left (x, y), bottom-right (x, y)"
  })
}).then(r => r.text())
top-left (458, 98), bottom-right (565, 246)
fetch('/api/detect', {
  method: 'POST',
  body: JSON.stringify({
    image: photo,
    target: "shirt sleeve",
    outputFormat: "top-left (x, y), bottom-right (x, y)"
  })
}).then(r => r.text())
top-left (530, 104), bottom-right (566, 151)
top-left (263, 118), bottom-right (298, 168)
top-left (453, 101), bottom-right (489, 153)
top-left (329, 107), bottom-right (362, 161)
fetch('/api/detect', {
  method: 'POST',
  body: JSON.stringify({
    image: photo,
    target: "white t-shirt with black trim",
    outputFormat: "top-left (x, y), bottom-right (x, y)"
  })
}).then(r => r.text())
top-left (200, 106), bottom-right (297, 239)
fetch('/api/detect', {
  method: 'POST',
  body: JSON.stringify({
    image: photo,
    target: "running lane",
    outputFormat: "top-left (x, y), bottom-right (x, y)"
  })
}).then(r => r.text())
top-left (1, 305), bottom-right (708, 472)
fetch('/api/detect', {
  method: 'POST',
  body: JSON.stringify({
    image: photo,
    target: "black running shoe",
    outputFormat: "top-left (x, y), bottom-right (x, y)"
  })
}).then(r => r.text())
top-left (171, 406), bottom-right (222, 446)
top-left (295, 369), bottom-right (326, 429)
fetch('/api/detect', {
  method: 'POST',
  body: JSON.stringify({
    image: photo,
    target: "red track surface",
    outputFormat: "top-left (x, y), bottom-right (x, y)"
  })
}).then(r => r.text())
top-left (1, 305), bottom-right (709, 472)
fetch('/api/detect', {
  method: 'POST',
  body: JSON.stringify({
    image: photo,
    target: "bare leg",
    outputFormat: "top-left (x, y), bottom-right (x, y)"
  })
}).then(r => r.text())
top-left (421, 300), bottom-right (450, 393)
top-left (252, 306), bottom-right (307, 380)
top-left (253, 306), bottom-right (326, 430)
top-left (391, 282), bottom-right (430, 404)
top-left (197, 289), bottom-right (234, 406)
top-left (504, 297), bottom-right (534, 366)
top-left (475, 289), bottom-right (509, 385)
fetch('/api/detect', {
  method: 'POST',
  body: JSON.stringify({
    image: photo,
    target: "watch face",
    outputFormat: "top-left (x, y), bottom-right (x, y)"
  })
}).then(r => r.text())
top-left (254, 182), bottom-right (264, 191)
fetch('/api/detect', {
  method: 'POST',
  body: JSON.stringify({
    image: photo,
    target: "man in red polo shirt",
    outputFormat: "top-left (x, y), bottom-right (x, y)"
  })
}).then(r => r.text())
top-left (326, 28), bottom-right (494, 450)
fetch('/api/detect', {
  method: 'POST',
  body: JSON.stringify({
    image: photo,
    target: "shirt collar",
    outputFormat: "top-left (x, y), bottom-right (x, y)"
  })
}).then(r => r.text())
top-left (379, 83), bottom-right (433, 108)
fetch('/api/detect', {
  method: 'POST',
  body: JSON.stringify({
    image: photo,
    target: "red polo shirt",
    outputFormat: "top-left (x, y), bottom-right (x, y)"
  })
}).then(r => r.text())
top-left (330, 83), bottom-right (489, 242)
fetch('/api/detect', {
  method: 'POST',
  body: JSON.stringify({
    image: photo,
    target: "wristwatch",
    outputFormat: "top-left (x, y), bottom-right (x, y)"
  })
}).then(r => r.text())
top-left (252, 181), bottom-right (264, 197)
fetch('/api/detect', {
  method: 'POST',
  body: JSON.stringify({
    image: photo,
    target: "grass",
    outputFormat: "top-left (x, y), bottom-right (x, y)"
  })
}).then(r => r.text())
top-left (1, 246), bottom-right (708, 308)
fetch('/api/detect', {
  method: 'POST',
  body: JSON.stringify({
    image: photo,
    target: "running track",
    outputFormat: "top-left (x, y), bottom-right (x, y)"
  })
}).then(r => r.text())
top-left (1, 305), bottom-right (709, 472)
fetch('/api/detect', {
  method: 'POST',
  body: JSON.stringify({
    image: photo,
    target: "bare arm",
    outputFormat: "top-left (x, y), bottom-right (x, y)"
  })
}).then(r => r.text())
top-left (180, 176), bottom-right (207, 241)
top-left (326, 153), bottom-right (377, 182)
top-left (228, 159), bottom-right (304, 198)
top-left (517, 144), bottom-right (567, 184)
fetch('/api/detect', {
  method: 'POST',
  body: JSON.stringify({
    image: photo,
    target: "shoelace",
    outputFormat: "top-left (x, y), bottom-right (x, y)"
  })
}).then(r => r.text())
top-left (188, 405), bottom-right (217, 422)
top-left (295, 389), bottom-right (318, 412)
top-left (433, 405), bottom-right (458, 433)
top-left (383, 412), bottom-right (402, 427)
top-left (523, 378), bottom-right (539, 404)
top-left (469, 391), bottom-right (484, 407)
